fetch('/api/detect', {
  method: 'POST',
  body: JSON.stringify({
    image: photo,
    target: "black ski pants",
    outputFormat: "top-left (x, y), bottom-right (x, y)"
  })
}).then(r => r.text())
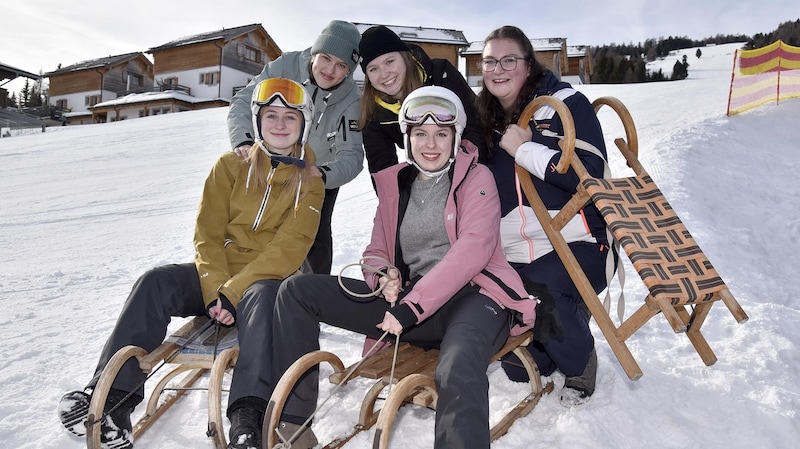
top-left (301, 187), bottom-right (338, 275)
top-left (273, 273), bottom-right (512, 449)
top-left (87, 262), bottom-right (281, 412)
top-left (502, 242), bottom-right (609, 379)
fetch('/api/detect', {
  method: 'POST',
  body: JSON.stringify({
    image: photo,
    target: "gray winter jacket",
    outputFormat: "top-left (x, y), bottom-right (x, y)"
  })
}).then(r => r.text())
top-left (226, 48), bottom-right (364, 189)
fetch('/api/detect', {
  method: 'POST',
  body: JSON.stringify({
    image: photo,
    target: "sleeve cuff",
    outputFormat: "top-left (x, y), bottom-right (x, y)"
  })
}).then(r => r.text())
top-left (389, 303), bottom-right (417, 330)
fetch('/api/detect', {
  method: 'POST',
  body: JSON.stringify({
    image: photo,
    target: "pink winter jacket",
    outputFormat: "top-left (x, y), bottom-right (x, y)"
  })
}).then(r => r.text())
top-left (362, 140), bottom-right (537, 337)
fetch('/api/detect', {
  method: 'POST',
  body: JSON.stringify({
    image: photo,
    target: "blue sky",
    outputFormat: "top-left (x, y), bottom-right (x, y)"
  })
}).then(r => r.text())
top-left (2, 0), bottom-right (796, 93)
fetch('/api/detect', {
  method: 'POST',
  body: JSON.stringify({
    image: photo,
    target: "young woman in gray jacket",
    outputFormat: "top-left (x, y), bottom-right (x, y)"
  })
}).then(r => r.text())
top-left (227, 20), bottom-right (364, 275)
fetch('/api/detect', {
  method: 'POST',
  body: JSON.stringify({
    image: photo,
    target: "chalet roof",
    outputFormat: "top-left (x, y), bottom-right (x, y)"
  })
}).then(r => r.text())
top-left (462, 37), bottom-right (567, 55)
top-left (45, 52), bottom-right (150, 76)
top-left (92, 90), bottom-right (204, 108)
top-left (353, 23), bottom-right (468, 46)
top-left (147, 23), bottom-right (266, 52)
top-left (567, 45), bottom-right (591, 57)
top-left (0, 62), bottom-right (40, 82)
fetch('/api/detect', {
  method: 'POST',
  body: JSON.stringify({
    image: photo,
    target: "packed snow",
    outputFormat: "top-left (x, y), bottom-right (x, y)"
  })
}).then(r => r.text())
top-left (0, 42), bottom-right (797, 448)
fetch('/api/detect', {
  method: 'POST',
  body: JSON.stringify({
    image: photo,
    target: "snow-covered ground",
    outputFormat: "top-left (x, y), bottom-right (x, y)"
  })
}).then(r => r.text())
top-left (1, 42), bottom-right (798, 448)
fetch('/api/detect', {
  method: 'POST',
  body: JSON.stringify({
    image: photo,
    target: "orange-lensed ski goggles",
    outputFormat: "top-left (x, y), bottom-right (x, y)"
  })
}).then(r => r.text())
top-left (252, 78), bottom-right (309, 109)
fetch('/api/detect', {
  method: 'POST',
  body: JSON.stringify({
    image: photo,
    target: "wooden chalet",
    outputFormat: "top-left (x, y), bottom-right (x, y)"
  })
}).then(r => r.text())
top-left (91, 23), bottom-right (280, 124)
top-left (461, 37), bottom-right (569, 87)
top-left (46, 23), bottom-right (281, 125)
top-left (565, 45), bottom-right (594, 84)
top-left (146, 23), bottom-right (281, 103)
top-left (46, 53), bottom-right (154, 125)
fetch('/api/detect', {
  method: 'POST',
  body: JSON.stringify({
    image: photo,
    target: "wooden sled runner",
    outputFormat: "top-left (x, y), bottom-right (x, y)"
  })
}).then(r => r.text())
top-left (513, 95), bottom-right (749, 380)
top-left (85, 316), bottom-right (239, 449)
top-left (264, 330), bottom-right (552, 449)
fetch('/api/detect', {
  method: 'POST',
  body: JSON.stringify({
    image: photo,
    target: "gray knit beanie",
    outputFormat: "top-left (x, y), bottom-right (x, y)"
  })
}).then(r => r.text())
top-left (311, 20), bottom-right (362, 72)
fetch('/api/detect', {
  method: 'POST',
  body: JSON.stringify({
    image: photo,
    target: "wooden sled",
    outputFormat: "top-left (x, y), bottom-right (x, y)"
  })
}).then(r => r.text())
top-left (264, 330), bottom-right (552, 449)
top-left (85, 316), bottom-right (238, 449)
top-left (513, 95), bottom-right (749, 380)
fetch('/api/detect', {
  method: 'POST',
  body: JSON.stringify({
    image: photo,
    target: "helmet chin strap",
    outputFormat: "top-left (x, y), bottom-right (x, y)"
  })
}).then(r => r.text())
top-left (410, 157), bottom-right (453, 178)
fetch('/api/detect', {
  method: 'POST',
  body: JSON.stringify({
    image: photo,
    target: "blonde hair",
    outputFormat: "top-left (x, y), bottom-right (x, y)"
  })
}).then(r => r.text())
top-left (245, 142), bottom-right (314, 203)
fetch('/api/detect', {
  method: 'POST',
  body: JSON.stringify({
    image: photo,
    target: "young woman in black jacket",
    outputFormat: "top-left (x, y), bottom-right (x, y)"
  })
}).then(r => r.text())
top-left (357, 25), bottom-right (486, 175)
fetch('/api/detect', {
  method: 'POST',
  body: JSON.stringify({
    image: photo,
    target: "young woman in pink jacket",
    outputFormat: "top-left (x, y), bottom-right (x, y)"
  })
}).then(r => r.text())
top-left (270, 86), bottom-right (539, 449)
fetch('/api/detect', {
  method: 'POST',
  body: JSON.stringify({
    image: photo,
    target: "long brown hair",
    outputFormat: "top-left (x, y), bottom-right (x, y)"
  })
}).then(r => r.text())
top-left (358, 51), bottom-right (424, 128)
top-left (475, 26), bottom-right (548, 155)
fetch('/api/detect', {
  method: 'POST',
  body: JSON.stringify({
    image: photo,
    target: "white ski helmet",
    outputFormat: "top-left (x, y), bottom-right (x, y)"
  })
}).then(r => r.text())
top-left (250, 78), bottom-right (313, 151)
top-left (398, 86), bottom-right (466, 177)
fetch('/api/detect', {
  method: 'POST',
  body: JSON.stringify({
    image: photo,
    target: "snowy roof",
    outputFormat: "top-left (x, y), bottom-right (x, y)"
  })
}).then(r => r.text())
top-left (567, 45), bottom-right (591, 57)
top-left (147, 23), bottom-right (266, 52)
top-left (45, 52), bottom-right (150, 76)
top-left (353, 23), bottom-right (468, 45)
top-left (462, 37), bottom-right (567, 55)
top-left (91, 90), bottom-right (207, 108)
top-left (0, 62), bottom-right (39, 81)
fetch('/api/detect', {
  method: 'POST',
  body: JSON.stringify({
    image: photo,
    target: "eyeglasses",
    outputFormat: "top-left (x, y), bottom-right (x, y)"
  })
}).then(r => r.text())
top-left (252, 78), bottom-right (309, 109)
top-left (402, 96), bottom-right (458, 126)
top-left (479, 56), bottom-right (529, 72)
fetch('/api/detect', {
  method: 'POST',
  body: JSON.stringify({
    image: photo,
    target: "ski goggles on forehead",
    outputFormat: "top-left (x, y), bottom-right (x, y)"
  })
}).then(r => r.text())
top-left (252, 78), bottom-right (308, 108)
top-left (402, 96), bottom-right (458, 126)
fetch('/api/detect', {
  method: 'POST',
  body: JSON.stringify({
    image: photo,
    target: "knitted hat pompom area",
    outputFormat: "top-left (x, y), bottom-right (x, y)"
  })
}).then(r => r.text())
top-left (310, 20), bottom-right (362, 72)
top-left (359, 25), bottom-right (410, 71)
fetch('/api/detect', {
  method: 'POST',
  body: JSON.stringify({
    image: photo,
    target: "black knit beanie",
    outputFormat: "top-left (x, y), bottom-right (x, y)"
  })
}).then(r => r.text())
top-left (359, 25), bottom-right (409, 71)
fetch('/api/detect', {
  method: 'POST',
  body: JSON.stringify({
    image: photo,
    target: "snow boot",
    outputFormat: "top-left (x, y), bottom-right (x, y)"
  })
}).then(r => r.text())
top-left (560, 348), bottom-right (597, 407)
top-left (275, 421), bottom-right (318, 449)
top-left (101, 389), bottom-right (135, 449)
top-left (57, 388), bottom-right (134, 448)
top-left (227, 406), bottom-right (263, 449)
top-left (58, 390), bottom-right (92, 437)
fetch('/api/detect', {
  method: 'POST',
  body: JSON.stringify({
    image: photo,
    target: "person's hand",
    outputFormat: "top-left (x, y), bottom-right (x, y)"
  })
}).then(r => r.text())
top-left (233, 144), bottom-right (251, 158)
top-left (378, 268), bottom-right (400, 304)
top-left (309, 166), bottom-right (324, 178)
top-left (376, 311), bottom-right (403, 336)
top-left (498, 124), bottom-right (533, 158)
top-left (207, 299), bottom-right (235, 326)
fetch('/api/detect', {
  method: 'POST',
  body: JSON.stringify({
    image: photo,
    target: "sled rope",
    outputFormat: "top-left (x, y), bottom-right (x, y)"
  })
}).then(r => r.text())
top-left (337, 255), bottom-right (403, 298)
top-left (87, 317), bottom-right (216, 426)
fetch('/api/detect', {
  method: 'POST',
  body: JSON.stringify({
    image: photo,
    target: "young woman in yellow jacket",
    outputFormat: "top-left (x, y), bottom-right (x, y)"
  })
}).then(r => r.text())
top-left (57, 78), bottom-right (324, 449)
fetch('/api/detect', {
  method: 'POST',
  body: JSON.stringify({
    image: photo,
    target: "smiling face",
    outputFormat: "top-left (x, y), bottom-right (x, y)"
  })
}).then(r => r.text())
top-left (311, 52), bottom-right (350, 90)
top-left (365, 51), bottom-right (408, 100)
top-left (259, 106), bottom-right (302, 155)
top-left (408, 123), bottom-right (455, 179)
top-left (482, 38), bottom-right (531, 111)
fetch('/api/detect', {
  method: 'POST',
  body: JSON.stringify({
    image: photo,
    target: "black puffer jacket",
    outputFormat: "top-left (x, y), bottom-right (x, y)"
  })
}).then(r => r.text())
top-left (362, 44), bottom-right (486, 174)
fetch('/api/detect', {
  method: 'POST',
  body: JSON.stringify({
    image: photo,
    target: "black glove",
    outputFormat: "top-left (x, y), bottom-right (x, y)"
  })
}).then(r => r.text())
top-left (206, 294), bottom-right (236, 327)
top-left (523, 279), bottom-right (563, 343)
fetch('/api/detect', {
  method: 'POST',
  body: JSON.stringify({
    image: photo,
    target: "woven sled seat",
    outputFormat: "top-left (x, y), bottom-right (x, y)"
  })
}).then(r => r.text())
top-left (584, 174), bottom-right (726, 308)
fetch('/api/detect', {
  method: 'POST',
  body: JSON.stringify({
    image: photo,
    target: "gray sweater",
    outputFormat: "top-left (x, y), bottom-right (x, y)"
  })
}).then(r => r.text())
top-left (399, 174), bottom-right (451, 278)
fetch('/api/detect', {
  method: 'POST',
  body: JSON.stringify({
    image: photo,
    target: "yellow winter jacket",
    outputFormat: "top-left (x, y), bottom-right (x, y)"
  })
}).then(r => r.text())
top-left (194, 150), bottom-right (324, 309)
